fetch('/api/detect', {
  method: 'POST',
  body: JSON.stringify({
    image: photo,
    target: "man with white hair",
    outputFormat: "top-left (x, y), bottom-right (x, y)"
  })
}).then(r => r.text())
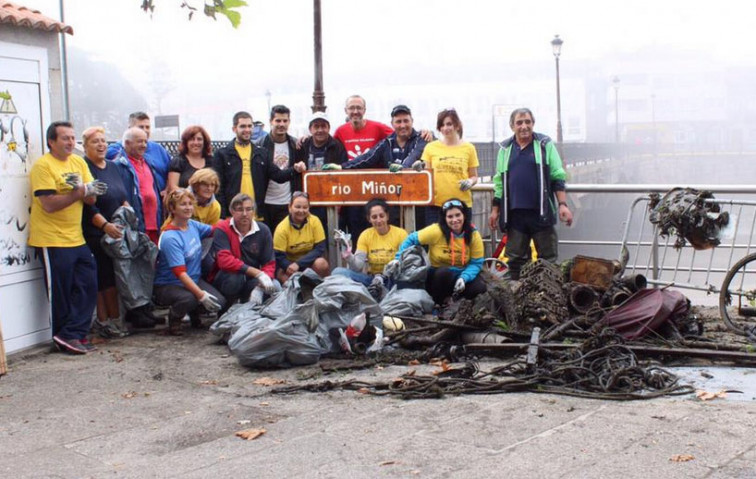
top-left (112, 127), bottom-right (163, 245)
top-left (107, 111), bottom-right (171, 193)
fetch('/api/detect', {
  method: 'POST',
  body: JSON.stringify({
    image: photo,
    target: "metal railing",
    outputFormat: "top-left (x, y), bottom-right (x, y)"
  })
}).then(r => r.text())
top-left (472, 184), bottom-right (756, 300)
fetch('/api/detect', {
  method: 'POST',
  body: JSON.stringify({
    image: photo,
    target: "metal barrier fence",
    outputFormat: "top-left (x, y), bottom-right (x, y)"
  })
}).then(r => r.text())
top-left (471, 184), bottom-right (756, 303)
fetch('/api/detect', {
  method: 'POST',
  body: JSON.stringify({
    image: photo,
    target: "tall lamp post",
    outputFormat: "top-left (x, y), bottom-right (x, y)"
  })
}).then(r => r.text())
top-left (551, 35), bottom-right (563, 143)
top-left (312, 0), bottom-right (326, 113)
top-left (612, 76), bottom-right (620, 143)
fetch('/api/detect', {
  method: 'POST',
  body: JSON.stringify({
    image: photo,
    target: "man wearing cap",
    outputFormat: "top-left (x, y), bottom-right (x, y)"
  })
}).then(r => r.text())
top-left (214, 111), bottom-right (306, 218)
top-left (298, 112), bottom-right (347, 232)
top-left (343, 105), bottom-right (428, 171)
top-left (488, 107), bottom-right (573, 280)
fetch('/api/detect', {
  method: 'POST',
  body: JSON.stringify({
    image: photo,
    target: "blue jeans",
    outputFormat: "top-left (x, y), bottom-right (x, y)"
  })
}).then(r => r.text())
top-left (332, 267), bottom-right (372, 286)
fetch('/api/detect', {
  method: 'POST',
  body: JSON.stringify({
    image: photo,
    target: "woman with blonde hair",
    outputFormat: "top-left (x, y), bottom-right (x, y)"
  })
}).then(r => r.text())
top-left (187, 168), bottom-right (221, 226)
top-left (81, 126), bottom-right (135, 336)
top-left (153, 189), bottom-right (225, 335)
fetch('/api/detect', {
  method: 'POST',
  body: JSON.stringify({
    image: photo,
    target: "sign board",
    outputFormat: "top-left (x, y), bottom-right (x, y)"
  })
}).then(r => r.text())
top-left (303, 170), bottom-right (433, 206)
top-left (154, 114), bottom-right (180, 128)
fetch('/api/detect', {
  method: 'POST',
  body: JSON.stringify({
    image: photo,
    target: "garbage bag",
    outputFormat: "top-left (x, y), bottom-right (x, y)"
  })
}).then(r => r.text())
top-left (227, 314), bottom-right (321, 368)
top-left (260, 269), bottom-right (323, 330)
top-left (311, 275), bottom-right (382, 353)
top-left (379, 286), bottom-right (434, 317)
top-left (394, 245), bottom-right (431, 286)
top-left (100, 206), bottom-right (158, 310)
top-left (210, 302), bottom-right (266, 340)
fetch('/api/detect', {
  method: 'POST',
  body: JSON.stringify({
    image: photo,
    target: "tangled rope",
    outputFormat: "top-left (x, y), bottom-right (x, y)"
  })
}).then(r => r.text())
top-left (272, 331), bottom-right (694, 401)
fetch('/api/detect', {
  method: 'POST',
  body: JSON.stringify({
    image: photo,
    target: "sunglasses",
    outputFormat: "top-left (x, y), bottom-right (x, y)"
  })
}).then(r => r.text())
top-left (442, 199), bottom-right (464, 210)
top-left (292, 191), bottom-right (309, 199)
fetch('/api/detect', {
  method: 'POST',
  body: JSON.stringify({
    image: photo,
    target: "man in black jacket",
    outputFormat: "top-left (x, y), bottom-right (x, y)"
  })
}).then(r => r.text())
top-left (257, 105), bottom-right (308, 230)
top-left (299, 112), bottom-right (348, 235)
top-left (213, 111), bottom-right (305, 219)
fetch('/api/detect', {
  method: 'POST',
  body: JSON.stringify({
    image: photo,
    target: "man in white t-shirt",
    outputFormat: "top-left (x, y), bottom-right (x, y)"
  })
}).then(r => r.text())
top-left (256, 105), bottom-right (307, 231)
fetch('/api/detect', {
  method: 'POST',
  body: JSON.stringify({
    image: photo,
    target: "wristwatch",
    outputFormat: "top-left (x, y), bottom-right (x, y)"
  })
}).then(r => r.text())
top-left (558, 201), bottom-right (568, 207)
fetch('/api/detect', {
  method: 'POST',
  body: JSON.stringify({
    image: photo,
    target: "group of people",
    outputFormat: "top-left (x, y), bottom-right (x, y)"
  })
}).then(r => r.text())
top-left (28, 97), bottom-right (572, 355)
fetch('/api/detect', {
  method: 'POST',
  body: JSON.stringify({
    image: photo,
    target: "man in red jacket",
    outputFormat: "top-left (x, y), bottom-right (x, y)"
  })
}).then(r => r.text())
top-left (207, 193), bottom-right (278, 307)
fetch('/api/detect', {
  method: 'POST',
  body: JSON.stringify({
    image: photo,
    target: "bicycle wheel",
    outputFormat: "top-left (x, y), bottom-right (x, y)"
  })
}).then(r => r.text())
top-left (719, 252), bottom-right (756, 337)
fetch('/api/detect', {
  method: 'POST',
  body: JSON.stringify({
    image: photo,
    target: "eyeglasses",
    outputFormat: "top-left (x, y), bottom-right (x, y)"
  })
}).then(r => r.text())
top-left (442, 199), bottom-right (464, 210)
top-left (292, 191), bottom-right (309, 199)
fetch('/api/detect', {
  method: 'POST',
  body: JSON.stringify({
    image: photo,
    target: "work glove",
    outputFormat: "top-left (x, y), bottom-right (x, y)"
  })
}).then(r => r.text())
top-left (383, 259), bottom-right (400, 278)
top-left (63, 172), bottom-right (82, 190)
top-left (458, 179), bottom-right (474, 192)
top-left (388, 163), bottom-right (403, 173)
top-left (411, 160), bottom-right (425, 172)
top-left (84, 180), bottom-right (108, 197)
top-left (248, 288), bottom-right (264, 306)
top-left (198, 291), bottom-right (222, 312)
top-left (255, 272), bottom-right (276, 294)
top-left (321, 163), bottom-right (342, 171)
top-left (454, 278), bottom-right (466, 294)
top-left (370, 274), bottom-right (385, 287)
top-left (334, 229), bottom-right (352, 258)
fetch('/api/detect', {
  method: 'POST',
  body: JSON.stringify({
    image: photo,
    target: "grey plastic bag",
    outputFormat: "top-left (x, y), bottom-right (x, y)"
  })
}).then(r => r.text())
top-left (210, 302), bottom-right (266, 340)
top-left (394, 245), bottom-right (431, 286)
top-left (227, 315), bottom-right (322, 368)
top-left (380, 286), bottom-right (434, 317)
top-left (100, 206), bottom-right (158, 310)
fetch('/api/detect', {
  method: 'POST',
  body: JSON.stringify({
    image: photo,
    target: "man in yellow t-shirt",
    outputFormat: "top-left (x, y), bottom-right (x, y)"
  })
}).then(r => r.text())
top-left (29, 121), bottom-right (108, 355)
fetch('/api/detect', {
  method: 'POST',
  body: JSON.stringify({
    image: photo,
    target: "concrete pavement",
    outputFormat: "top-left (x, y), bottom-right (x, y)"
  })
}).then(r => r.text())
top-left (2, 330), bottom-right (756, 478)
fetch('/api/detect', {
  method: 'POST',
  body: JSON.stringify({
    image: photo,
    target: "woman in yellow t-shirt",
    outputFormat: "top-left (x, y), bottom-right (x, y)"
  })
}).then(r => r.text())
top-left (333, 198), bottom-right (408, 289)
top-left (187, 168), bottom-right (221, 226)
top-left (388, 198), bottom-right (485, 305)
top-left (418, 109), bottom-right (479, 226)
top-left (273, 192), bottom-right (330, 284)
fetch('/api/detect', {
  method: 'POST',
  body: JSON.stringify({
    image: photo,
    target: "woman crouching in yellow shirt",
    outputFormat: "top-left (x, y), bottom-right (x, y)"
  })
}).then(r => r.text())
top-left (388, 198), bottom-right (485, 305)
top-left (333, 198), bottom-right (408, 289)
top-left (273, 191), bottom-right (330, 284)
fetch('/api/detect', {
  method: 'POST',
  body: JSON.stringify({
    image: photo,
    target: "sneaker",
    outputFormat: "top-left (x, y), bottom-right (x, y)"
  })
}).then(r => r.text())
top-left (128, 311), bottom-right (157, 329)
top-left (79, 338), bottom-right (97, 352)
top-left (53, 335), bottom-right (87, 355)
top-left (92, 320), bottom-right (130, 339)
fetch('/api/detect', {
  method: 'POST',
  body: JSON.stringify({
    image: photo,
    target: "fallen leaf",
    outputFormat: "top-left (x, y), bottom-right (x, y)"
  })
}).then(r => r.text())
top-left (695, 389), bottom-right (727, 401)
top-left (669, 454), bottom-right (695, 462)
top-left (431, 360), bottom-right (451, 375)
top-left (408, 359), bottom-right (420, 365)
top-left (236, 428), bottom-right (266, 440)
top-left (143, 392), bottom-right (151, 397)
top-left (253, 377), bottom-right (286, 386)
top-left (375, 365), bottom-right (384, 370)
top-left (379, 460), bottom-right (397, 466)
top-left (121, 391), bottom-right (138, 399)
top-left (259, 402), bottom-right (270, 407)
top-left (357, 387), bottom-right (370, 394)
top-left (237, 420), bottom-right (251, 426)
top-left (112, 352), bottom-right (124, 363)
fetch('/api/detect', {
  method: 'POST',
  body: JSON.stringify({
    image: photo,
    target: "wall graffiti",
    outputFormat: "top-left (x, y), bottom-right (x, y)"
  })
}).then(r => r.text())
top-left (0, 83), bottom-right (43, 276)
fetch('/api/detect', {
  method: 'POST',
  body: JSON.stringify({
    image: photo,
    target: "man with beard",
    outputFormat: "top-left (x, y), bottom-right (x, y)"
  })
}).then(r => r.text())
top-left (256, 105), bottom-right (308, 230)
top-left (213, 111), bottom-right (305, 219)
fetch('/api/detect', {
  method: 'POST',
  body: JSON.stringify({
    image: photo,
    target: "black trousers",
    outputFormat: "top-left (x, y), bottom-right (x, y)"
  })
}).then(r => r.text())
top-left (426, 267), bottom-right (486, 305)
top-left (505, 209), bottom-right (558, 280)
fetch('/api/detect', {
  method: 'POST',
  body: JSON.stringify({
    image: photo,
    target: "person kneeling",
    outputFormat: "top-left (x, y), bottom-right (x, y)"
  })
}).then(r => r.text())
top-left (388, 198), bottom-right (486, 305)
top-left (273, 191), bottom-right (329, 284)
top-left (207, 194), bottom-right (277, 308)
top-left (153, 189), bottom-right (226, 335)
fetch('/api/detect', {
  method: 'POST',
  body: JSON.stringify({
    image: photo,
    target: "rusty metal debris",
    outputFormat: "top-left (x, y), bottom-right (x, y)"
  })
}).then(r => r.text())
top-left (648, 187), bottom-right (729, 250)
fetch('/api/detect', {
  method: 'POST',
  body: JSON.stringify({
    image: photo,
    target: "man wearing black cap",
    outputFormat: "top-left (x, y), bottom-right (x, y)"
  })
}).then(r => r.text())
top-left (299, 112), bottom-right (348, 233)
top-left (342, 105), bottom-right (428, 171)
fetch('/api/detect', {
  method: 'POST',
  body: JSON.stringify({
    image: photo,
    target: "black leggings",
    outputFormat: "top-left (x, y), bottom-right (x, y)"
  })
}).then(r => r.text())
top-left (426, 267), bottom-right (486, 305)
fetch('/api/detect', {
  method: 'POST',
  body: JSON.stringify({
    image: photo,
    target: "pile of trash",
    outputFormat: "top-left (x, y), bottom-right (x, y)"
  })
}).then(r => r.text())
top-left (649, 187), bottom-right (729, 250)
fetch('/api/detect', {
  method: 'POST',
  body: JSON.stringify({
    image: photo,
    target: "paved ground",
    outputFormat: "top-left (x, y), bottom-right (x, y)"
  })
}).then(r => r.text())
top-left (2, 329), bottom-right (756, 479)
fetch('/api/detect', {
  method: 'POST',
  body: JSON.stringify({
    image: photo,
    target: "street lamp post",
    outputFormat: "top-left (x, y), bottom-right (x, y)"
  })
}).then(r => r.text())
top-left (312, 0), bottom-right (326, 113)
top-left (551, 35), bottom-right (563, 143)
top-left (613, 76), bottom-right (620, 143)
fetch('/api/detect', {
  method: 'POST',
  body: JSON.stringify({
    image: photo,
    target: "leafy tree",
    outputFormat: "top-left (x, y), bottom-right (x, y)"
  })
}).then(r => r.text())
top-left (140, 0), bottom-right (248, 28)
